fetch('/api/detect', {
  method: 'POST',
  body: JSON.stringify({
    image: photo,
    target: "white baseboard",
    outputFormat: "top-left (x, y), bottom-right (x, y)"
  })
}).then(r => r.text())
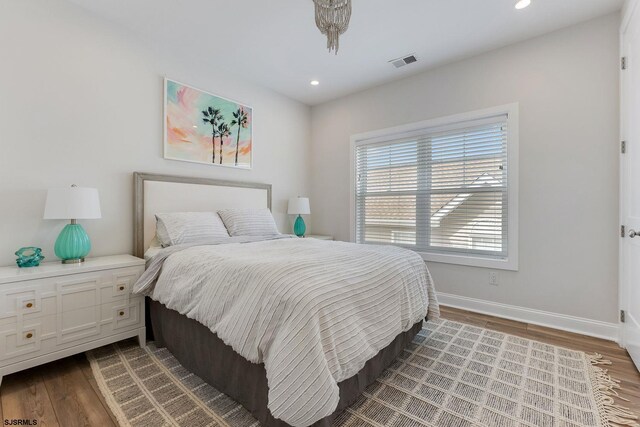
top-left (437, 292), bottom-right (620, 343)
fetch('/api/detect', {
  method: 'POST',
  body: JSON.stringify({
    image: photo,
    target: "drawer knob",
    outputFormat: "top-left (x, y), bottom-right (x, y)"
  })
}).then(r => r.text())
top-left (119, 311), bottom-right (125, 316)
top-left (25, 302), bottom-right (33, 308)
top-left (119, 286), bottom-right (125, 291)
top-left (26, 333), bottom-right (33, 339)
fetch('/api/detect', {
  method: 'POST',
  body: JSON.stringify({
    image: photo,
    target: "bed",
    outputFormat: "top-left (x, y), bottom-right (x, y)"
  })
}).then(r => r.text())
top-left (132, 172), bottom-right (439, 427)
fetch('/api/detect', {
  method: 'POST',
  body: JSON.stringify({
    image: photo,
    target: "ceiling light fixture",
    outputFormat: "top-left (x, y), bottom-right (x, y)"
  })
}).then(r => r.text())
top-left (313, 0), bottom-right (352, 54)
top-left (310, 80), bottom-right (320, 86)
top-left (515, 0), bottom-right (531, 9)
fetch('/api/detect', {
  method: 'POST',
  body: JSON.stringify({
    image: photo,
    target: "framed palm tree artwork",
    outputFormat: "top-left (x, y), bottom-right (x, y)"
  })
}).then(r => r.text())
top-left (164, 78), bottom-right (253, 169)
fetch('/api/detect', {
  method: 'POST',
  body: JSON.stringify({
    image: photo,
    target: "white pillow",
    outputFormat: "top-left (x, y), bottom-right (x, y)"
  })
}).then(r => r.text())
top-left (218, 208), bottom-right (280, 237)
top-left (155, 212), bottom-right (229, 247)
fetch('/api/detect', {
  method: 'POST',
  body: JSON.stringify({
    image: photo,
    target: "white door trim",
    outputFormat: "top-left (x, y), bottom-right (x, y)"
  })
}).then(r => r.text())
top-left (619, 0), bottom-right (639, 350)
top-left (622, 0), bottom-right (639, 34)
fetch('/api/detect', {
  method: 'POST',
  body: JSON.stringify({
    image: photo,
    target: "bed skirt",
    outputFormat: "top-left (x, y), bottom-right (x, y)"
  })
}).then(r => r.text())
top-left (149, 299), bottom-right (423, 427)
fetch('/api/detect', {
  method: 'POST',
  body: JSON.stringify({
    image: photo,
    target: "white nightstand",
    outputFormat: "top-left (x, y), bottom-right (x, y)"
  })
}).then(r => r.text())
top-left (0, 255), bottom-right (145, 385)
top-left (306, 235), bottom-right (334, 241)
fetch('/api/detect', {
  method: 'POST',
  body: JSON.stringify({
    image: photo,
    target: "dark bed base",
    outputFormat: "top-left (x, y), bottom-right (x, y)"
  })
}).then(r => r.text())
top-left (149, 299), bottom-right (423, 427)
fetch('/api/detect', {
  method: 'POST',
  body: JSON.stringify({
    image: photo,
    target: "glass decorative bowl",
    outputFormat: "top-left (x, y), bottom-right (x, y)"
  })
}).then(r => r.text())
top-left (15, 247), bottom-right (45, 268)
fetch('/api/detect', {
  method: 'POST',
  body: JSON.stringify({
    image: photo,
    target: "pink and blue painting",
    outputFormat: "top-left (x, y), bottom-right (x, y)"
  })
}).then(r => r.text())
top-left (164, 79), bottom-right (253, 169)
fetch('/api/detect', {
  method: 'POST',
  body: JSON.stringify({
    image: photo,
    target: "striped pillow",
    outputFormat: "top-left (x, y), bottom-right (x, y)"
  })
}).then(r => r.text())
top-left (218, 208), bottom-right (280, 237)
top-left (155, 212), bottom-right (230, 247)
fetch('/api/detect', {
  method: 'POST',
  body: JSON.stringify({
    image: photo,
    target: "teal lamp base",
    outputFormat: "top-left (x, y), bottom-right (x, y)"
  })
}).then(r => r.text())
top-left (293, 215), bottom-right (306, 237)
top-left (54, 222), bottom-right (91, 264)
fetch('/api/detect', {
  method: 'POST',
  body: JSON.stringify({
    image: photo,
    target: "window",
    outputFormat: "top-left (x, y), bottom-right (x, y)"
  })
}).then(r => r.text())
top-left (351, 104), bottom-right (518, 270)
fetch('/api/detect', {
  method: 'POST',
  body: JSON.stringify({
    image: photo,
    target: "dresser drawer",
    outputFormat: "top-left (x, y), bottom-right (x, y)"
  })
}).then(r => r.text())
top-left (0, 266), bottom-right (144, 320)
top-left (0, 296), bottom-right (144, 365)
top-left (0, 255), bottom-right (146, 381)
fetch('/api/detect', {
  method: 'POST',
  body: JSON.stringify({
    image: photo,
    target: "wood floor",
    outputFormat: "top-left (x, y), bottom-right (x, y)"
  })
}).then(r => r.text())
top-left (0, 306), bottom-right (638, 426)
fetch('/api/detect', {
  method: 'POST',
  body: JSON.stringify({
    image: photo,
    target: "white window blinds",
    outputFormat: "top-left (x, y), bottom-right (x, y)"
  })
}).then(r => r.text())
top-left (355, 115), bottom-right (509, 259)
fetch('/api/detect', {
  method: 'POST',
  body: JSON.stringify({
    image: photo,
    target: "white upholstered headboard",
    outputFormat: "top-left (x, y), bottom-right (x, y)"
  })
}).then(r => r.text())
top-left (133, 172), bottom-right (271, 258)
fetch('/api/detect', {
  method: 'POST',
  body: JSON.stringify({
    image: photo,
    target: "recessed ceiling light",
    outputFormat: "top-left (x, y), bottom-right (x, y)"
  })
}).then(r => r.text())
top-left (310, 80), bottom-right (320, 86)
top-left (515, 0), bottom-right (530, 9)
top-left (192, 125), bottom-right (198, 128)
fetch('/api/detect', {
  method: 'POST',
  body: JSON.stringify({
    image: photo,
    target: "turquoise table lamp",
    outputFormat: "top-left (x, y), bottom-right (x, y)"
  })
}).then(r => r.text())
top-left (44, 185), bottom-right (101, 264)
top-left (288, 197), bottom-right (310, 237)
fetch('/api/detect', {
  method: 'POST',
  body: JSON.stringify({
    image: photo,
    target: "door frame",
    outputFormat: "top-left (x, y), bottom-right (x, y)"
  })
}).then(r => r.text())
top-left (619, 0), bottom-right (639, 348)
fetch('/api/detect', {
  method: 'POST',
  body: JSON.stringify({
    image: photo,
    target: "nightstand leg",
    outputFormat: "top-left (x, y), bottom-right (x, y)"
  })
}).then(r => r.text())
top-left (138, 328), bottom-right (146, 349)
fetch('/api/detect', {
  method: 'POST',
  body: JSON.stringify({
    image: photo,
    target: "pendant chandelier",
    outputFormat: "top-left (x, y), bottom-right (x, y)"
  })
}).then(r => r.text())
top-left (313, 0), bottom-right (352, 54)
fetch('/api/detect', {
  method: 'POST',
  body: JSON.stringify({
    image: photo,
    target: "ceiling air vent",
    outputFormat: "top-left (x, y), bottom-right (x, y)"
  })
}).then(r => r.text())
top-left (390, 54), bottom-right (418, 69)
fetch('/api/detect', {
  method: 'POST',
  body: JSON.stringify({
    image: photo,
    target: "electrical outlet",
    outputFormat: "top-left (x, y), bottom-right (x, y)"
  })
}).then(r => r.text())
top-left (489, 271), bottom-right (499, 286)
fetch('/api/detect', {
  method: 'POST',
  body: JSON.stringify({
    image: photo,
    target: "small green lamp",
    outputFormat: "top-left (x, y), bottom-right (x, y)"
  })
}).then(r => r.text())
top-left (287, 196), bottom-right (310, 237)
top-left (44, 185), bottom-right (101, 264)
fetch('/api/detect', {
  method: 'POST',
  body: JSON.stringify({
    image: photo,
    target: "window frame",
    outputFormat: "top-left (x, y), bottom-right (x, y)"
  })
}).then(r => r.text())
top-left (349, 103), bottom-right (519, 271)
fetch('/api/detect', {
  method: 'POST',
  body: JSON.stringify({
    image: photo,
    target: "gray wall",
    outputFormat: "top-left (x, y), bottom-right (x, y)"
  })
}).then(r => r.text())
top-left (0, 0), bottom-right (311, 266)
top-left (310, 14), bottom-right (620, 323)
top-left (0, 1), bottom-right (621, 324)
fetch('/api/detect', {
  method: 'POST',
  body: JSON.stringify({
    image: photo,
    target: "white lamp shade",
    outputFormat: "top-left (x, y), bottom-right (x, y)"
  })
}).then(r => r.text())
top-left (43, 186), bottom-right (102, 219)
top-left (288, 197), bottom-right (310, 215)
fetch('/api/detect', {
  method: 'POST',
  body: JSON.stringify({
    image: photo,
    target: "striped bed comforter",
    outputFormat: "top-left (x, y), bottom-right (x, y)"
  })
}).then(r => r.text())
top-left (134, 236), bottom-right (439, 427)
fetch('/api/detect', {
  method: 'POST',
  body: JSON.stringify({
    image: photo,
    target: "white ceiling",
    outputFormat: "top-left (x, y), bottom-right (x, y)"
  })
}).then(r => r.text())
top-left (67, 0), bottom-right (623, 106)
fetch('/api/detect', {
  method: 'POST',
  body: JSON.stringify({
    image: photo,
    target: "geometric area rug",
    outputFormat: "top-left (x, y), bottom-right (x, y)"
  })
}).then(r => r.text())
top-left (87, 319), bottom-right (639, 427)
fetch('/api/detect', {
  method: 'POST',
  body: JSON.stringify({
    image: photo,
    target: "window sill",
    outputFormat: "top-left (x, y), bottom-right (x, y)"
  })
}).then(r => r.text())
top-left (419, 251), bottom-right (518, 271)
